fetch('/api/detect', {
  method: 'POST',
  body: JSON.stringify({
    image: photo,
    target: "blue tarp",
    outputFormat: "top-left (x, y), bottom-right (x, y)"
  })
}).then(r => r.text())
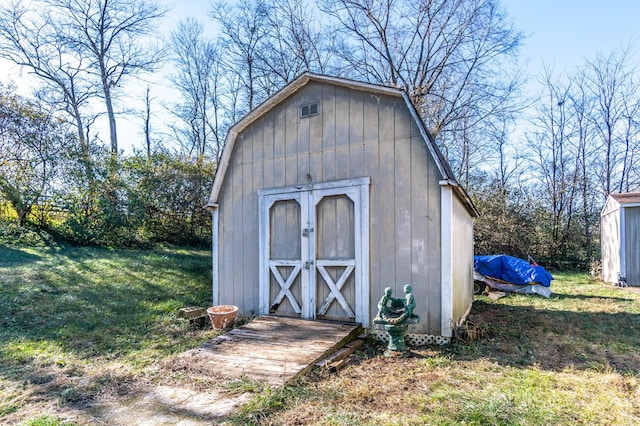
top-left (474, 255), bottom-right (554, 287)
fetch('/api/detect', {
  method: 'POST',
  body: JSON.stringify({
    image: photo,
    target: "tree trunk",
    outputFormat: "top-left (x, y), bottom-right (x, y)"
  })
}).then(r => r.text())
top-left (104, 81), bottom-right (119, 155)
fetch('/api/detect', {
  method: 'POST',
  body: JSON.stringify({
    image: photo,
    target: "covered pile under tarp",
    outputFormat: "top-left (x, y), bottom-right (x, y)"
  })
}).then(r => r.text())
top-left (474, 255), bottom-right (554, 297)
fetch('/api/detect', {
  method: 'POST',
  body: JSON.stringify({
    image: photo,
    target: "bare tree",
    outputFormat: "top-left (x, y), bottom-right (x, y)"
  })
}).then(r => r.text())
top-left (320, 0), bottom-right (523, 141)
top-left (255, 0), bottom-right (333, 91)
top-left (569, 69), bottom-right (599, 260)
top-left (523, 47), bottom-right (640, 262)
top-left (211, 0), bottom-right (270, 112)
top-left (318, 0), bottom-right (525, 183)
top-left (0, 1), bottom-right (97, 183)
top-left (142, 85), bottom-right (153, 159)
top-left (45, 0), bottom-right (166, 155)
top-left (528, 68), bottom-right (580, 259)
top-left (619, 93), bottom-right (640, 192)
top-left (169, 17), bottom-right (228, 163)
top-left (584, 47), bottom-right (639, 195)
top-left (210, 0), bottom-right (335, 114)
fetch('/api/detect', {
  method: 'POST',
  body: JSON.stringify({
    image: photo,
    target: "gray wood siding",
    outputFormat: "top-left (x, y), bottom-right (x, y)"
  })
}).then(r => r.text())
top-left (451, 193), bottom-right (474, 324)
top-left (217, 81), bottom-right (443, 334)
top-left (625, 207), bottom-right (640, 286)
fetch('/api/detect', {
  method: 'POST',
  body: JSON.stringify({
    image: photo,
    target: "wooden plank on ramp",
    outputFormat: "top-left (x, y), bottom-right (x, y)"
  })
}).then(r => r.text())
top-left (179, 316), bottom-right (362, 386)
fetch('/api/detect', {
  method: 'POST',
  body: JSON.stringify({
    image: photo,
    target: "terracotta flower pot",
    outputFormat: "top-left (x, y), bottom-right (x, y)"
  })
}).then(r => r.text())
top-left (207, 305), bottom-right (238, 330)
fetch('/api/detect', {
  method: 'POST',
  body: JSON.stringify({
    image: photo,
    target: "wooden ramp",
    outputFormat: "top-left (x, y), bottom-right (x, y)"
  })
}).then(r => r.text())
top-left (179, 316), bottom-right (362, 386)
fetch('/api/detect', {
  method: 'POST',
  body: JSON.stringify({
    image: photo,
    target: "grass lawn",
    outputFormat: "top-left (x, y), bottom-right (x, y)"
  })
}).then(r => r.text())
top-left (234, 272), bottom-right (640, 426)
top-left (0, 245), bottom-right (215, 424)
top-left (1, 246), bottom-right (639, 425)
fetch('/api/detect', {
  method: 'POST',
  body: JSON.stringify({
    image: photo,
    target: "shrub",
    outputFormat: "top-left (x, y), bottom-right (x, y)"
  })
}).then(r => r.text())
top-left (54, 152), bottom-right (215, 247)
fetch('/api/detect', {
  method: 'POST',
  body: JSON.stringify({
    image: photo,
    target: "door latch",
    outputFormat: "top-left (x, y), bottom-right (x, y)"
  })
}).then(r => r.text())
top-left (304, 260), bottom-right (314, 269)
top-left (302, 227), bottom-right (314, 237)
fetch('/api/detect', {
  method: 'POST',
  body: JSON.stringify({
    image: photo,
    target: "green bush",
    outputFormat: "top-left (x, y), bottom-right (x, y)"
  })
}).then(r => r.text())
top-left (53, 152), bottom-right (215, 248)
top-left (0, 221), bottom-right (57, 247)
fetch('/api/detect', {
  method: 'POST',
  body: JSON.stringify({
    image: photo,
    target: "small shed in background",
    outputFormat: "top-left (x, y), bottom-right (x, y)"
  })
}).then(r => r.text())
top-left (601, 193), bottom-right (640, 286)
top-left (207, 72), bottom-right (477, 341)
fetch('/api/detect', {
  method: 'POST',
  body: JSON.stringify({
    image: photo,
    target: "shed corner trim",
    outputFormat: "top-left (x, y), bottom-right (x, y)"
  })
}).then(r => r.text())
top-left (440, 184), bottom-right (454, 338)
top-left (211, 203), bottom-right (220, 306)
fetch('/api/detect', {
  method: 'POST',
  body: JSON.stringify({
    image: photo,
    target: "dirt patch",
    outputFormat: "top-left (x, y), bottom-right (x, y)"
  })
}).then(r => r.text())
top-left (81, 354), bottom-right (257, 425)
top-left (0, 353), bottom-right (252, 425)
top-left (89, 385), bottom-right (251, 425)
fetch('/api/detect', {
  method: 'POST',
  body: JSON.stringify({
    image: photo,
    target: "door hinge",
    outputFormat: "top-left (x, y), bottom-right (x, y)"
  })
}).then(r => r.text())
top-left (302, 227), bottom-right (314, 237)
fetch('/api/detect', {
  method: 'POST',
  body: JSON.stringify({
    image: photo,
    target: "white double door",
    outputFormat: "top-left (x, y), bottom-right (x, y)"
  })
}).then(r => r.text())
top-left (258, 178), bottom-right (369, 325)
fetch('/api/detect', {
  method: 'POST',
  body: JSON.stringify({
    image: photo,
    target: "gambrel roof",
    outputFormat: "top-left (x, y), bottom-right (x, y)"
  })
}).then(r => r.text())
top-left (207, 72), bottom-right (477, 217)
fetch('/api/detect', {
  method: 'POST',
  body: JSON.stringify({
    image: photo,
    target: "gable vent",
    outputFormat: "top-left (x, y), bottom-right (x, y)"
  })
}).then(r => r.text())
top-left (300, 102), bottom-right (319, 118)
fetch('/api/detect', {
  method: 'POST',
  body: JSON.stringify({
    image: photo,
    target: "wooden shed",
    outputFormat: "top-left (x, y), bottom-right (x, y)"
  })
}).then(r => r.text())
top-left (206, 73), bottom-right (477, 341)
top-left (601, 193), bottom-right (640, 286)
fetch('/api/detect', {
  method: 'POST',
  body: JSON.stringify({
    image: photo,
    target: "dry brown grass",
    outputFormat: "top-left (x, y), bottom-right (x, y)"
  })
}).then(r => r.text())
top-left (2, 248), bottom-right (639, 425)
top-left (237, 272), bottom-right (640, 425)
